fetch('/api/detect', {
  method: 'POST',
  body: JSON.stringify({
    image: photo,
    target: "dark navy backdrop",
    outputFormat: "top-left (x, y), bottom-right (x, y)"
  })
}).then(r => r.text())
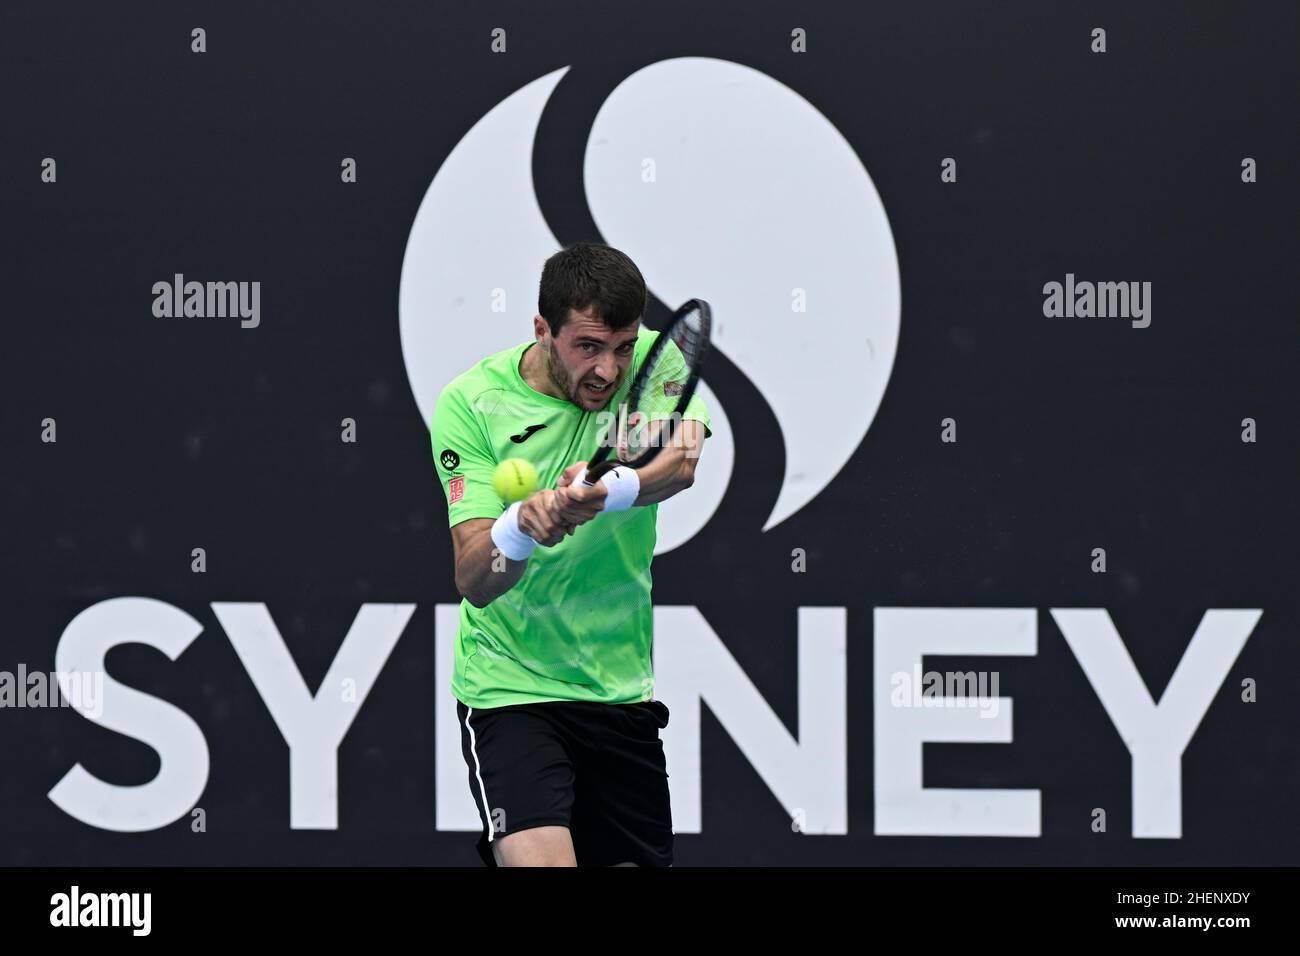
top-left (1, 1), bottom-right (1296, 865)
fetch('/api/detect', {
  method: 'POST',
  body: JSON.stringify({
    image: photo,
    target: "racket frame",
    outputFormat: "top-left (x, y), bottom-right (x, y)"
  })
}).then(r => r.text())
top-left (582, 298), bottom-right (712, 485)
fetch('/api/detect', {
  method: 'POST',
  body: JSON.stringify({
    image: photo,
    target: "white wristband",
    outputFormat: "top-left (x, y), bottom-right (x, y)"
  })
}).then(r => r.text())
top-left (581, 465), bottom-right (640, 513)
top-left (490, 501), bottom-right (538, 561)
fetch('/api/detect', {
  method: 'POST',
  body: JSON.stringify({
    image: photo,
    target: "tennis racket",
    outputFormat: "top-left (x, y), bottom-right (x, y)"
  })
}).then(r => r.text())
top-left (581, 298), bottom-right (712, 486)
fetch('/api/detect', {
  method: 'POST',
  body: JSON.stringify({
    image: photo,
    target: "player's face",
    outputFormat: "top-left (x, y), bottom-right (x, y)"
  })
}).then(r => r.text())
top-left (544, 309), bottom-right (640, 411)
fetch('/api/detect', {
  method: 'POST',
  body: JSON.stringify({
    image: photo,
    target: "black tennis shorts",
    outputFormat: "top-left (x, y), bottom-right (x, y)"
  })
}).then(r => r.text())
top-left (456, 697), bottom-right (673, 867)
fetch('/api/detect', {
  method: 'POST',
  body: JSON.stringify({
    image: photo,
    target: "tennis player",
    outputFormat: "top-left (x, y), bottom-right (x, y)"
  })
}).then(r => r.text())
top-left (430, 243), bottom-right (711, 866)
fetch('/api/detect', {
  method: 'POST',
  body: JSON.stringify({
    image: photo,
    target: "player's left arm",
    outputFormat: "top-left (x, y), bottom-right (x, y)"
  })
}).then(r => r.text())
top-left (626, 417), bottom-right (706, 506)
top-left (555, 418), bottom-right (707, 519)
top-left (631, 339), bottom-right (712, 506)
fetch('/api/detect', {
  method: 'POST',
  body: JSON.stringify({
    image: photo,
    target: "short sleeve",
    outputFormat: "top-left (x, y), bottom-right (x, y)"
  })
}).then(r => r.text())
top-left (650, 336), bottom-right (712, 439)
top-left (681, 389), bottom-right (711, 438)
top-left (430, 385), bottom-right (504, 527)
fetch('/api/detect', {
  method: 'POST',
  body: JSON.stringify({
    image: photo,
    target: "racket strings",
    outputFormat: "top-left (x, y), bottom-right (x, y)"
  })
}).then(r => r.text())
top-left (621, 309), bottom-right (708, 460)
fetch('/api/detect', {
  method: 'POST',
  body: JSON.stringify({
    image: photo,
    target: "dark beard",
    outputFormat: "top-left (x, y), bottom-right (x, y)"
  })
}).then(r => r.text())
top-left (544, 349), bottom-right (579, 404)
top-left (544, 347), bottom-right (617, 407)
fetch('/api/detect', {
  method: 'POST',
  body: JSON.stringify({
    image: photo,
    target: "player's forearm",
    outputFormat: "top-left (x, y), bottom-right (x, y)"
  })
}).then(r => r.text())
top-left (632, 424), bottom-right (704, 506)
top-left (455, 529), bottom-right (528, 608)
top-left (629, 450), bottom-right (691, 504)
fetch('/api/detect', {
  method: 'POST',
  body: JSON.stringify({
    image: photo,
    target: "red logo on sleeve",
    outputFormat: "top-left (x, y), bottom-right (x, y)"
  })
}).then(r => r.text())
top-left (448, 476), bottom-right (465, 504)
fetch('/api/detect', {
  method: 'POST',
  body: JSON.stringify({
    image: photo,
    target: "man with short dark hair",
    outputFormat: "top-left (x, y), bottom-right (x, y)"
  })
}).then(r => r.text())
top-left (430, 242), bottom-right (711, 866)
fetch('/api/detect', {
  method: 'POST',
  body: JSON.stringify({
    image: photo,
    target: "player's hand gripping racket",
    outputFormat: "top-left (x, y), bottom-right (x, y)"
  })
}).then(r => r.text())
top-left (581, 298), bottom-right (712, 487)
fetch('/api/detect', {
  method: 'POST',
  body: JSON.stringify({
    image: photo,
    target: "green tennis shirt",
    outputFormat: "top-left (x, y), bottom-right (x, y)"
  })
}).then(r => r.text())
top-left (430, 327), bottom-right (711, 709)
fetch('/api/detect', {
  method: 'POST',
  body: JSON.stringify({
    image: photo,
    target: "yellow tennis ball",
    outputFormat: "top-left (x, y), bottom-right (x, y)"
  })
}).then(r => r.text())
top-left (492, 458), bottom-right (538, 502)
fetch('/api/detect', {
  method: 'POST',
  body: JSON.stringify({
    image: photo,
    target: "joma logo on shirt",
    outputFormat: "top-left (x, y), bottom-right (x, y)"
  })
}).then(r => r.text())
top-left (509, 424), bottom-right (547, 443)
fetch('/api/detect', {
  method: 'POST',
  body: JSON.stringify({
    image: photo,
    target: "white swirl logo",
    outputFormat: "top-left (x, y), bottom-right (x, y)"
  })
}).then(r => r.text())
top-left (400, 57), bottom-right (900, 552)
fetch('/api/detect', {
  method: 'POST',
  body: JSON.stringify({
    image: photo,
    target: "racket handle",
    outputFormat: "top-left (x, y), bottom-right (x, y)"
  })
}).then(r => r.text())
top-left (583, 460), bottom-right (619, 485)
